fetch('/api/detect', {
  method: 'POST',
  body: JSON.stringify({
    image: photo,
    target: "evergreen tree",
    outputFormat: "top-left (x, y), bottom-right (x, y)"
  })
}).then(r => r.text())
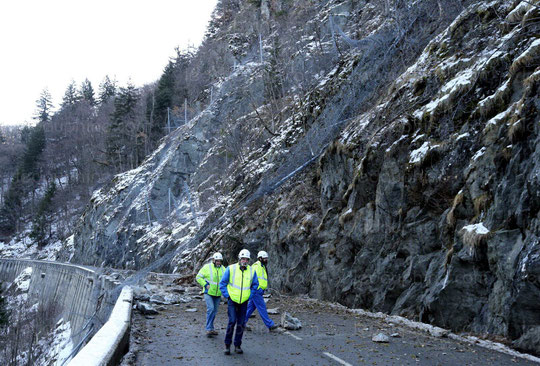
top-left (0, 173), bottom-right (23, 235)
top-left (264, 33), bottom-right (284, 101)
top-left (152, 60), bottom-right (176, 139)
top-left (21, 125), bottom-right (46, 179)
top-left (0, 282), bottom-right (8, 327)
top-left (81, 78), bottom-right (96, 106)
top-left (20, 125), bottom-right (32, 144)
top-left (30, 182), bottom-right (56, 249)
top-left (106, 82), bottom-right (140, 170)
top-left (0, 125), bottom-right (46, 235)
top-left (33, 88), bottom-right (53, 124)
top-left (98, 75), bottom-right (117, 105)
top-left (61, 81), bottom-right (81, 109)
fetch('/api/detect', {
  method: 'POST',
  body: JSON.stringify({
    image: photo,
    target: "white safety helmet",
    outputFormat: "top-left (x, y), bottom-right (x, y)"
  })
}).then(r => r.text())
top-left (238, 249), bottom-right (251, 259)
top-left (257, 251), bottom-right (268, 259)
top-left (212, 252), bottom-right (223, 261)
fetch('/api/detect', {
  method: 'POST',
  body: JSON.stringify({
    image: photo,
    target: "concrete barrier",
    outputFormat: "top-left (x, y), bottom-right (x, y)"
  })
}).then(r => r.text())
top-left (68, 286), bottom-right (133, 366)
top-left (0, 258), bottom-right (104, 347)
top-left (0, 259), bottom-right (128, 364)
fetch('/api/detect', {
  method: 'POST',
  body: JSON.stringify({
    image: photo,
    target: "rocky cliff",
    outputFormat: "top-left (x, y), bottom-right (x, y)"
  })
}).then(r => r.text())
top-left (63, 0), bottom-right (540, 354)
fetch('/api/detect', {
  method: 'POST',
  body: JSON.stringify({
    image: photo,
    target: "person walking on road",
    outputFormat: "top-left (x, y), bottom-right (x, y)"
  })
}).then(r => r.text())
top-left (244, 251), bottom-right (278, 331)
top-left (196, 252), bottom-right (225, 337)
top-left (219, 249), bottom-right (259, 355)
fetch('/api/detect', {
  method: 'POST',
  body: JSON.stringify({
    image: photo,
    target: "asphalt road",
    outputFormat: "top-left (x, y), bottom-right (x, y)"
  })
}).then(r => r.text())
top-left (123, 293), bottom-right (537, 366)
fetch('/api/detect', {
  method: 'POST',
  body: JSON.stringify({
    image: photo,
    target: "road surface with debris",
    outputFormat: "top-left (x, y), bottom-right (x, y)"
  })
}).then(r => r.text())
top-left (121, 289), bottom-right (537, 366)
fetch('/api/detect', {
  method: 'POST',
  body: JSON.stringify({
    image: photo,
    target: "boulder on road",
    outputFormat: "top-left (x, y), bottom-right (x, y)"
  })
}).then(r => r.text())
top-left (281, 312), bottom-right (302, 330)
top-left (137, 301), bottom-right (158, 315)
top-left (372, 333), bottom-right (390, 343)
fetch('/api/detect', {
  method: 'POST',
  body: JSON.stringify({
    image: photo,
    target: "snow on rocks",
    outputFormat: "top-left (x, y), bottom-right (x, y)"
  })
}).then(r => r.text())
top-left (506, 1), bottom-right (534, 23)
top-left (12, 267), bottom-right (32, 292)
top-left (461, 223), bottom-right (490, 235)
top-left (510, 38), bottom-right (540, 75)
top-left (456, 132), bottom-right (470, 141)
top-left (461, 223), bottom-right (491, 250)
top-left (409, 141), bottom-right (439, 164)
top-left (41, 319), bottom-right (73, 366)
top-left (472, 147), bottom-right (486, 161)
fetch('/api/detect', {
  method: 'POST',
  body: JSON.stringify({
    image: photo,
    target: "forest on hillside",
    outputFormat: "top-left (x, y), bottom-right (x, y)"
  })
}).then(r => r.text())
top-left (0, 0), bottom-right (338, 250)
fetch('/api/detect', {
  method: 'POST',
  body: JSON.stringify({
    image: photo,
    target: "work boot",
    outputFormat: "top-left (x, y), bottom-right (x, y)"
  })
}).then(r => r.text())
top-left (244, 324), bottom-right (252, 331)
top-left (234, 346), bottom-right (243, 354)
top-left (224, 345), bottom-right (231, 355)
top-left (206, 331), bottom-right (213, 337)
top-left (210, 330), bottom-right (218, 335)
top-left (269, 325), bottom-right (278, 332)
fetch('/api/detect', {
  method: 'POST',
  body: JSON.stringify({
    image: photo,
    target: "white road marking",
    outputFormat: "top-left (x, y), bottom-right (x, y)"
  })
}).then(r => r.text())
top-left (283, 331), bottom-right (303, 340)
top-left (323, 352), bottom-right (354, 366)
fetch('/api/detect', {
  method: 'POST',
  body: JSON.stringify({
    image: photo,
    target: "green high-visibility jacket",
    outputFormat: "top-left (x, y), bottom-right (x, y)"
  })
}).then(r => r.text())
top-left (227, 263), bottom-right (254, 304)
top-left (196, 262), bottom-right (225, 297)
top-left (252, 260), bottom-right (268, 290)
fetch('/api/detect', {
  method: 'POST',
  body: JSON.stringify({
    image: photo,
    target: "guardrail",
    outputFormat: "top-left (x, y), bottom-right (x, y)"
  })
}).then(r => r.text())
top-left (0, 259), bottom-right (132, 365)
top-left (68, 286), bottom-right (133, 366)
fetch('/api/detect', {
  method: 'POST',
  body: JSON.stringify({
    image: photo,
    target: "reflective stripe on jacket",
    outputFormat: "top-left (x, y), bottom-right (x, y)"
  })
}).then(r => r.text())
top-left (196, 262), bottom-right (225, 296)
top-left (228, 263), bottom-right (253, 304)
top-left (252, 261), bottom-right (268, 290)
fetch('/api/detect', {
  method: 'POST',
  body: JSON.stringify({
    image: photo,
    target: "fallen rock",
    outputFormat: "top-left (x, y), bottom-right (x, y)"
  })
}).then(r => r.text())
top-left (186, 286), bottom-right (200, 294)
top-left (267, 308), bottom-right (280, 315)
top-left (281, 312), bottom-right (302, 330)
top-left (171, 286), bottom-right (186, 294)
top-left (372, 333), bottom-right (390, 343)
top-left (185, 308), bottom-right (198, 312)
top-left (391, 333), bottom-right (401, 338)
top-left (163, 293), bottom-right (184, 304)
top-left (131, 286), bottom-right (150, 301)
top-left (149, 294), bottom-right (169, 305)
top-left (137, 302), bottom-right (158, 315)
top-left (430, 328), bottom-right (449, 338)
top-left (110, 272), bottom-right (125, 281)
top-left (179, 296), bottom-right (191, 303)
top-left (144, 283), bottom-right (159, 292)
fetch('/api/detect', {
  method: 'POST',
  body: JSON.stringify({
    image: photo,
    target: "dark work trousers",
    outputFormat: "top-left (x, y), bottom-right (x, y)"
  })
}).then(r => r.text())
top-left (224, 299), bottom-right (248, 347)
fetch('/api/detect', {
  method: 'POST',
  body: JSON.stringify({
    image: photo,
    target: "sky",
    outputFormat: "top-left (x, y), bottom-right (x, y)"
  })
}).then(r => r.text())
top-left (0, 0), bottom-right (218, 126)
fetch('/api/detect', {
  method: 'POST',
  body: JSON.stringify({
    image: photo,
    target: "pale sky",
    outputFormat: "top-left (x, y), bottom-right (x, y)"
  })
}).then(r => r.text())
top-left (0, 0), bottom-right (218, 126)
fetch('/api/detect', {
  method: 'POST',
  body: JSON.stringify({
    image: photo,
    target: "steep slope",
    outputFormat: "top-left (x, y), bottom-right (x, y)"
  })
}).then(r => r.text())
top-left (65, 0), bottom-right (540, 354)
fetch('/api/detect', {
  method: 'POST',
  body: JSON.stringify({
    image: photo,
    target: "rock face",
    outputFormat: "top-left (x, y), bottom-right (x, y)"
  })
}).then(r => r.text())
top-left (66, 0), bottom-right (540, 354)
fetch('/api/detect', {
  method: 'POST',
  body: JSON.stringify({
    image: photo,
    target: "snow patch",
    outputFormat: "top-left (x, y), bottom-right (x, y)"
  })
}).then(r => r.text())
top-left (462, 222), bottom-right (490, 235)
top-left (409, 141), bottom-right (438, 164)
top-left (456, 132), bottom-right (470, 141)
top-left (43, 319), bottom-right (73, 366)
top-left (13, 267), bottom-right (33, 292)
top-left (472, 147), bottom-right (486, 161)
